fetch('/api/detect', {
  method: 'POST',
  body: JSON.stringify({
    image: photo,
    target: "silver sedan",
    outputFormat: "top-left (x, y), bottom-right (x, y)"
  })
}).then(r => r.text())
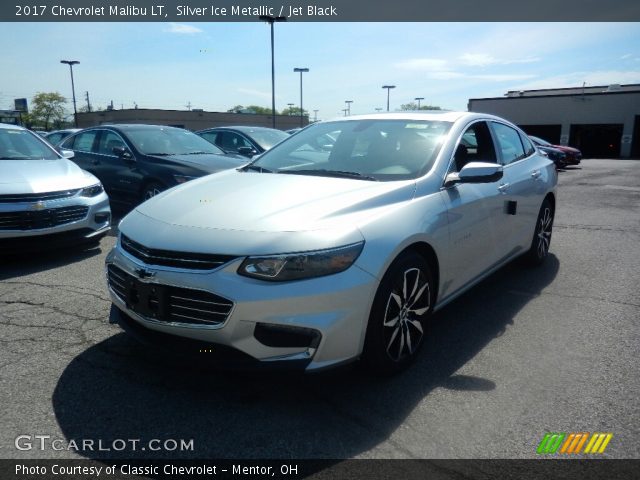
top-left (106, 112), bottom-right (556, 373)
top-left (0, 123), bottom-right (110, 252)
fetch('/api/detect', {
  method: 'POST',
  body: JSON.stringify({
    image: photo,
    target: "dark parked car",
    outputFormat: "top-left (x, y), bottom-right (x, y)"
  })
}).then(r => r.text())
top-left (529, 136), bottom-right (582, 165)
top-left (60, 124), bottom-right (247, 207)
top-left (44, 128), bottom-right (81, 146)
top-left (532, 142), bottom-right (567, 169)
top-left (196, 126), bottom-right (290, 158)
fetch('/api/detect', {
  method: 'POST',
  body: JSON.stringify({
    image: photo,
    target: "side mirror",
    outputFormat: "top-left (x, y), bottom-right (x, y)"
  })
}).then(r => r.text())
top-left (237, 146), bottom-right (257, 157)
top-left (444, 162), bottom-right (503, 187)
top-left (113, 146), bottom-right (133, 160)
top-left (60, 149), bottom-right (75, 159)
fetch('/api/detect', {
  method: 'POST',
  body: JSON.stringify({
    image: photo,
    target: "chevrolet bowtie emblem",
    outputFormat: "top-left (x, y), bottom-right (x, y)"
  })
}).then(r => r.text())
top-left (30, 201), bottom-right (46, 211)
top-left (134, 268), bottom-right (155, 279)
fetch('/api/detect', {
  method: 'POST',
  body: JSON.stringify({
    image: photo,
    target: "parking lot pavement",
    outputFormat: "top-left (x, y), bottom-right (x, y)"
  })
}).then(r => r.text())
top-left (0, 159), bottom-right (638, 461)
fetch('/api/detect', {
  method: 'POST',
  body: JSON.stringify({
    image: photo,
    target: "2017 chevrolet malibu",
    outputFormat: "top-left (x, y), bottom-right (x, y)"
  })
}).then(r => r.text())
top-left (0, 123), bottom-right (110, 252)
top-left (106, 112), bottom-right (557, 373)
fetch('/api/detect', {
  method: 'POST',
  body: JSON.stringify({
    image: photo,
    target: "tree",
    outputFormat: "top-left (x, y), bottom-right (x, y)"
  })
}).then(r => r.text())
top-left (227, 105), bottom-right (278, 115)
top-left (399, 102), bottom-right (441, 111)
top-left (280, 106), bottom-right (308, 117)
top-left (30, 92), bottom-right (68, 130)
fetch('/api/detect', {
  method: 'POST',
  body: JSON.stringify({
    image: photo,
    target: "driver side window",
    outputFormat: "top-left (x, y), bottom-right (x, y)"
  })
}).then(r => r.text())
top-left (451, 121), bottom-right (497, 173)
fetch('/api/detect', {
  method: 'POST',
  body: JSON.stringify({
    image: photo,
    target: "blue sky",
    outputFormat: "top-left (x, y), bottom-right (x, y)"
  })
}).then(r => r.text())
top-left (2, 22), bottom-right (639, 121)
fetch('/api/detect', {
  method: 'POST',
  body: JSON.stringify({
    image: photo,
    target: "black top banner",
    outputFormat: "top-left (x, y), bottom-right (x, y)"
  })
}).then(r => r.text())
top-left (4, 0), bottom-right (640, 22)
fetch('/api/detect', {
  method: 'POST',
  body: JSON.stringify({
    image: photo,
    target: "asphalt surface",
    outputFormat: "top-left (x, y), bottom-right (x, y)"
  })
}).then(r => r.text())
top-left (1, 159), bottom-right (638, 463)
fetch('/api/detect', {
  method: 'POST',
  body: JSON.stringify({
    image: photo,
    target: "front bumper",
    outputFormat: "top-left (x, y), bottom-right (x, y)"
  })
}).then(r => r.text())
top-left (105, 244), bottom-right (379, 371)
top-left (0, 192), bottom-right (111, 252)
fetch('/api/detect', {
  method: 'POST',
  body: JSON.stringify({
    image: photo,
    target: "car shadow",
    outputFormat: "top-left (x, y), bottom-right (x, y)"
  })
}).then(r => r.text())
top-left (51, 253), bottom-right (559, 464)
top-left (0, 242), bottom-right (105, 281)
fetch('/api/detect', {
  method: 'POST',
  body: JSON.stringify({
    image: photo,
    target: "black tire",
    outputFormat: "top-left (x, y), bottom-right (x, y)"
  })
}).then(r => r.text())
top-left (362, 251), bottom-right (434, 375)
top-left (141, 182), bottom-right (165, 202)
top-left (525, 198), bottom-right (554, 266)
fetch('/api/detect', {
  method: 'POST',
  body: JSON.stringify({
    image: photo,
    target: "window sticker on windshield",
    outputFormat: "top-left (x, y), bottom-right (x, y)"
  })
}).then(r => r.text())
top-left (405, 124), bottom-right (429, 129)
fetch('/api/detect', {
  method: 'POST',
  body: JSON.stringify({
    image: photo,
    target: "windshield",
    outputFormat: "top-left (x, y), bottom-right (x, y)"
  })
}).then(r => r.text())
top-left (125, 127), bottom-right (225, 155)
top-left (0, 128), bottom-right (60, 160)
top-left (245, 128), bottom-right (290, 150)
top-left (252, 119), bottom-right (452, 181)
top-left (530, 136), bottom-right (552, 147)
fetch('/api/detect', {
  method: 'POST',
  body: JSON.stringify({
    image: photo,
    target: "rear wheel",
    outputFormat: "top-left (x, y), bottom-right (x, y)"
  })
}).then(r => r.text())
top-left (525, 198), bottom-right (554, 266)
top-left (362, 252), bottom-right (434, 374)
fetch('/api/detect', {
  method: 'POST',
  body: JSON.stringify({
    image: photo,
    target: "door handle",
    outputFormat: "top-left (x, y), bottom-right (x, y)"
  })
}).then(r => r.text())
top-left (498, 183), bottom-right (510, 193)
top-left (531, 170), bottom-right (541, 179)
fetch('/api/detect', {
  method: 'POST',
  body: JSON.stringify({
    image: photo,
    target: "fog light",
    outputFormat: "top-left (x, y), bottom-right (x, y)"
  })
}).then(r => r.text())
top-left (94, 213), bottom-right (110, 224)
top-left (254, 323), bottom-right (321, 349)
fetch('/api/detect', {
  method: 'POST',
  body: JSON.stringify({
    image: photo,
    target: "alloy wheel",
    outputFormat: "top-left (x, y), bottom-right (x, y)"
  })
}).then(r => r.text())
top-left (383, 267), bottom-right (430, 362)
top-left (536, 207), bottom-right (553, 259)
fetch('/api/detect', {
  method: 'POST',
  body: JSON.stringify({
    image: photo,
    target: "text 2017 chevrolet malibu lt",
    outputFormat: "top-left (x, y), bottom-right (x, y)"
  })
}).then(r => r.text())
top-left (106, 112), bottom-right (557, 373)
top-left (0, 123), bottom-right (110, 252)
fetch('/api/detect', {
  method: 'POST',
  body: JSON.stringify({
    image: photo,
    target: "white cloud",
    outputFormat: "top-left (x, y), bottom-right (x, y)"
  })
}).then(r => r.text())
top-left (164, 23), bottom-right (203, 35)
top-left (459, 53), bottom-right (540, 67)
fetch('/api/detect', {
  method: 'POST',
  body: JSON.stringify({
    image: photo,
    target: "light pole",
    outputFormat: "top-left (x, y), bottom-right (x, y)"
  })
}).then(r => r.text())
top-left (259, 15), bottom-right (286, 128)
top-left (293, 67), bottom-right (309, 128)
top-left (415, 97), bottom-right (424, 110)
top-left (342, 109), bottom-right (348, 117)
top-left (382, 85), bottom-right (395, 112)
top-left (60, 60), bottom-right (80, 127)
top-left (313, 109), bottom-right (319, 122)
top-left (345, 100), bottom-right (353, 116)
top-left (287, 103), bottom-right (294, 115)
top-left (375, 107), bottom-right (383, 112)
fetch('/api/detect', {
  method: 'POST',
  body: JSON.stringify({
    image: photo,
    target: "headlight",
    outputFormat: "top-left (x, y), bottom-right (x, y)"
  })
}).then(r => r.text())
top-left (238, 242), bottom-right (364, 281)
top-left (173, 174), bottom-right (198, 184)
top-left (80, 183), bottom-right (104, 197)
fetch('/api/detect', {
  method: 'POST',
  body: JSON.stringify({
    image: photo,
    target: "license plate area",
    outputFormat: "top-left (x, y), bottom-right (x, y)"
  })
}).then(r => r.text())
top-left (125, 278), bottom-right (167, 320)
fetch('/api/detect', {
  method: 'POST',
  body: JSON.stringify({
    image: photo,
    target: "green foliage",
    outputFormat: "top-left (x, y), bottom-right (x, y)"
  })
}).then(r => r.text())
top-left (399, 102), bottom-right (441, 111)
top-left (30, 92), bottom-right (68, 130)
top-left (227, 105), bottom-right (277, 115)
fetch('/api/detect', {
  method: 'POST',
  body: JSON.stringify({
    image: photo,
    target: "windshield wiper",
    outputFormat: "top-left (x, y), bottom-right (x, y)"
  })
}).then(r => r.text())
top-left (0, 156), bottom-right (31, 160)
top-left (277, 169), bottom-right (379, 181)
top-left (182, 151), bottom-right (211, 155)
top-left (239, 164), bottom-right (273, 173)
top-left (145, 152), bottom-right (171, 156)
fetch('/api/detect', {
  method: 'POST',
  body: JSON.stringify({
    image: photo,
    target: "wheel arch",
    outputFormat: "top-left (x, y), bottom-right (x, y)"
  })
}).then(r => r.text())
top-left (395, 241), bottom-right (440, 303)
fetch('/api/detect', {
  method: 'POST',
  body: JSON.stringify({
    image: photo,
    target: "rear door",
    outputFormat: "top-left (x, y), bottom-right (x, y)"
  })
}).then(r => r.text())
top-left (94, 129), bottom-right (143, 205)
top-left (489, 121), bottom-right (542, 253)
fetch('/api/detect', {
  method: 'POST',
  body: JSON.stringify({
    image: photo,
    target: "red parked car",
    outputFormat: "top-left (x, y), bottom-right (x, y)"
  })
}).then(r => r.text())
top-left (530, 136), bottom-right (582, 165)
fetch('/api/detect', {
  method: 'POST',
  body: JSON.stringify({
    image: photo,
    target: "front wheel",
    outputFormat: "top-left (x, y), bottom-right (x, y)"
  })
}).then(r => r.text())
top-left (525, 198), bottom-right (554, 266)
top-left (141, 182), bottom-right (165, 202)
top-left (362, 252), bottom-right (434, 375)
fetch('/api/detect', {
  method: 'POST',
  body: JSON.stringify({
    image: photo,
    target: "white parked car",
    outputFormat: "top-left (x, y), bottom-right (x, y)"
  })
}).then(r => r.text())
top-left (0, 123), bottom-right (110, 252)
top-left (106, 112), bottom-right (557, 373)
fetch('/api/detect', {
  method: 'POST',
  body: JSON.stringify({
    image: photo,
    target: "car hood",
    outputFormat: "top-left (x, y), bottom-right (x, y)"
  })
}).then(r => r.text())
top-left (155, 153), bottom-right (247, 173)
top-left (0, 159), bottom-right (98, 194)
top-left (120, 169), bottom-right (416, 254)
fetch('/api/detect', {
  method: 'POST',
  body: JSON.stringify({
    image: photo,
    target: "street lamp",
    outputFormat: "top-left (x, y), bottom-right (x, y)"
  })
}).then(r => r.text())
top-left (375, 107), bottom-right (383, 112)
top-left (313, 109), bottom-right (319, 122)
top-left (345, 100), bottom-right (353, 116)
top-left (293, 67), bottom-right (309, 128)
top-left (342, 109), bottom-right (348, 117)
top-left (415, 97), bottom-right (424, 110)
top-left (60, 60), bottom-right (80, 127)
top-left (259, 15), bottom-right (286, 128)
top-left (382, 85), bottom-right (396, 112)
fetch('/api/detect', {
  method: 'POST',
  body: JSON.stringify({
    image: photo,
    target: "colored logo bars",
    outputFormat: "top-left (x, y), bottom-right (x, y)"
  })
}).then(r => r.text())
top-left (537, 432), bottom-right (613, 454)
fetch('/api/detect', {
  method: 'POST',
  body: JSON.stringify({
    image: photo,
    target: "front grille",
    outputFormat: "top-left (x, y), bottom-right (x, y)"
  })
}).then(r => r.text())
top-left (120, 234), bottom-right (237, 270)
top-left (0, 205), bottom-right (89, 231)
top-left (107, 264), bottom-right (234, 327)
top-left (0, 189), bottom-right (81, 203)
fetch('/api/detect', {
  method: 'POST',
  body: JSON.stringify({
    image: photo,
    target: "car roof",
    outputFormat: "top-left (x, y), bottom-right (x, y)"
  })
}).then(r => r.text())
top-left (0, 123), bottom-right (25, 131)
top-left (199, 126), bottom-right (284, 133)
top-left (323, 111), bottom-right (481, 123)
top-left (99, 124), bottom-right (186, 131)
